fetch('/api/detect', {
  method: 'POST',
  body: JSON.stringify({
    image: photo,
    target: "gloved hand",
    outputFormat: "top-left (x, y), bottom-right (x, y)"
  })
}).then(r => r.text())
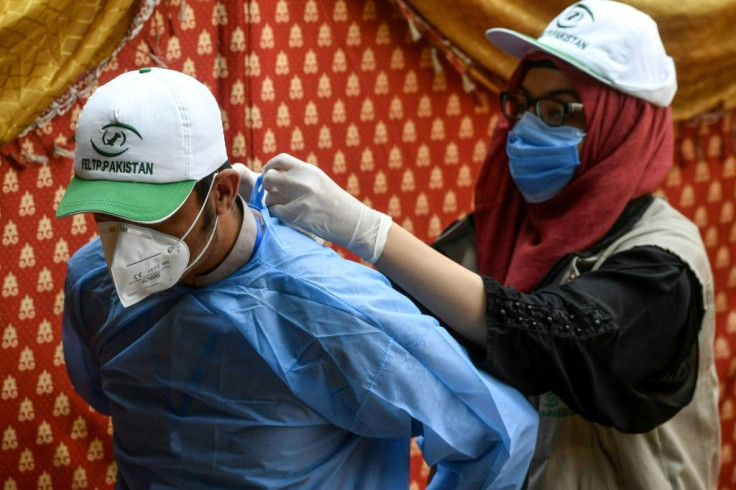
top-left (263, 153), bottom-right (392, 263)
top-left (232, 162), bottom-right (261, 201)
top-left (233, 161), bottom-right (325, 245)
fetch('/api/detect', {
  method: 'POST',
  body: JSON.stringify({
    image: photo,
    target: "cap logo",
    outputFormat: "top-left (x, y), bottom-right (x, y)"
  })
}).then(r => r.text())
top-left (541, 3), bottom-right (595, 52)
top-left (90, 122), bottom-right (142, 158)
top-left (556, 4), bottom-right (595, 29)
top-left (485, 1), bottom-right (676, 107)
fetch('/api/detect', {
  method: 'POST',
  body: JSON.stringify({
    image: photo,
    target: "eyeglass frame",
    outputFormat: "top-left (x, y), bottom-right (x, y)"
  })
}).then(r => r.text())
top-left (500, 91), bottom-right (584, 128)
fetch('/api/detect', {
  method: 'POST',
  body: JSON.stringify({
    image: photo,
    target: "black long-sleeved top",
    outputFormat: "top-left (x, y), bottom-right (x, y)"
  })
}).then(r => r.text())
top-left (436, 195), bottom-right (703, 434)
top-left (480, 245), bottom-right (701, 433)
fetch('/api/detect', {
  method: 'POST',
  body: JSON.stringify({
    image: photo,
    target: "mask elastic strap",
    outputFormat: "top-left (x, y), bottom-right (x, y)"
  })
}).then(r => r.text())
top-left (183, 214), bottom-right (218, 274)
top-left (181, 172), bottom-right (220, 273)
top-left (169, 172), bottom-right (218, 252)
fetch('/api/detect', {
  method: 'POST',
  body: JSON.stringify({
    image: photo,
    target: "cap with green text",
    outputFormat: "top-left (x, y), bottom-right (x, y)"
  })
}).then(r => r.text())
top-left (55, 67), bottom-right (227, 223)
top-left (485, 0), bottom-right (677, 106)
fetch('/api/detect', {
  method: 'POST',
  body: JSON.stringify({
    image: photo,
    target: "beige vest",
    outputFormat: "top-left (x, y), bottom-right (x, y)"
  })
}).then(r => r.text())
top-left (526, 197), bottom-right (720, 489)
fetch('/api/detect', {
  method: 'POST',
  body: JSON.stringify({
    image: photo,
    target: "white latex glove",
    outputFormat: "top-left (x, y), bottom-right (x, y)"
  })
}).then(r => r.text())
top-left (232, 162), bottom-right (261, 202)
top-left (233, 161), bottom-right (325, 245)
top-left (263, 153), bottom-right (392, 263)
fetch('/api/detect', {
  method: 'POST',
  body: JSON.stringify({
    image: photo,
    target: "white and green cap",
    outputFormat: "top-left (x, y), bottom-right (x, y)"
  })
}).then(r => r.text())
top-left (486, 0), bottom-right (677, 106)
top-left (56, 67), bottom-right (227, 223)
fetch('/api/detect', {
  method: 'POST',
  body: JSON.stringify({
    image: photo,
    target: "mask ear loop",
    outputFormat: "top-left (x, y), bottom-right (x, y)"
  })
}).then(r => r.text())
top-left (167, 172), bottom-right (219, 254)
top-left (183, 213), bottom-right (219, 274)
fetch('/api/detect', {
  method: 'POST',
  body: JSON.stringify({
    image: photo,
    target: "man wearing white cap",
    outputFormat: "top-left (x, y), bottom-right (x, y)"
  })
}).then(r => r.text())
top-left (251, 1), bottom-right (720, 488)
top-left (56, 67), bottom-right (539, 488)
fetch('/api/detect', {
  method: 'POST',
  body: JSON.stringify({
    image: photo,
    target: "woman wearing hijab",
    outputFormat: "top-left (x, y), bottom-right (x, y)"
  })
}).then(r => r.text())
top-left (244, 1), bottom-right (719, 487)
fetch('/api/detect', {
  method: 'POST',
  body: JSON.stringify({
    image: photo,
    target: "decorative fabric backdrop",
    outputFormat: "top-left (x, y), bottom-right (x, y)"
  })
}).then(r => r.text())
top-left (1, 1), bottom-right (735, 489)
top-left (398, 0), bottom-right (736, 121)
top-left (0, 0), bottom-right (143, 147)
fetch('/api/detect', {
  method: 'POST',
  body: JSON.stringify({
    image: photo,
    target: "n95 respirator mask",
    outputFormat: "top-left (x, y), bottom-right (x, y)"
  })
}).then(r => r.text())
top-left (97, 176), bottom-right (218, 307)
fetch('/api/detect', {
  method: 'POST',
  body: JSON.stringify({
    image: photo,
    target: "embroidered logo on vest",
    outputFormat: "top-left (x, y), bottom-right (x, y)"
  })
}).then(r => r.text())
top-left (538, 392), bottom-right (575, 418)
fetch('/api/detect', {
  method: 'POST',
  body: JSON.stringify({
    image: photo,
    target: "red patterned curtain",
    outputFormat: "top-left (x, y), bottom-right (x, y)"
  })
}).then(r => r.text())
top-left (1, 1), bottom-right (734, 488)
top-left (678, 112), bottom-right (736, 488)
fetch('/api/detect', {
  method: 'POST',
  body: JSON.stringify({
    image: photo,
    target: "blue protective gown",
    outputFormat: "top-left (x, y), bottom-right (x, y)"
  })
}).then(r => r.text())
top-left (62, 185), bottom-right (538, 489)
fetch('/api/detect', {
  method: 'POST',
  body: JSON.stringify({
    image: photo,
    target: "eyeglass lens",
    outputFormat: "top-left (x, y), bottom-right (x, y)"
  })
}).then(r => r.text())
top-left (502, 93), bottom-right (571, 127)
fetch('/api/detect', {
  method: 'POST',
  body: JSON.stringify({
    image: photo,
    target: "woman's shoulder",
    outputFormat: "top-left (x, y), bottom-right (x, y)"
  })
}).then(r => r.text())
top-left (629, 196), bottom-right (704, 249)
top-left (617, 195), bottom-right (711, 284)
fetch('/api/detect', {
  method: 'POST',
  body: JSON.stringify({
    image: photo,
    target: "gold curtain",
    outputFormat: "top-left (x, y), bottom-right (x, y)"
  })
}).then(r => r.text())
top-left (0, 0), bottom-right (141, 147)
top-left (400, 0), bottom-right (736, 121)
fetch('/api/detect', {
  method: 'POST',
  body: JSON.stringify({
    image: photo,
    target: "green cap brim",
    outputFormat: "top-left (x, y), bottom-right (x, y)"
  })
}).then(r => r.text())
top-left (55, 176), bottom-right (196, 224)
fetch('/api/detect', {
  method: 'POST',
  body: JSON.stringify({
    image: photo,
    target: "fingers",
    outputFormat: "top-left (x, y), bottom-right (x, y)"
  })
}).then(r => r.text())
top-left (232, 155), bottom-right (318, 208)
top-left (232, 162), bottom-right (261, 200)
top-left (232, 163), bottom-right (257, 183)
top-left (264, 193), bottom-right (290, 206)
top-left (263, 153), bottom-right (305, 172)
top-left (232, 162), bottom-right (248, 177)
top-left (262, 166), bottom-right (290, 188)
top-left (262, 171), bottom-right (301, 205)
top-left (261, 153), bottom-right (323, 205)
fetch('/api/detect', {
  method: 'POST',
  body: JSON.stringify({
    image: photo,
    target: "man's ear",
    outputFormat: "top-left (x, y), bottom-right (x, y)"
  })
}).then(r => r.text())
top-left (213, 169), bottom-right (240, 216)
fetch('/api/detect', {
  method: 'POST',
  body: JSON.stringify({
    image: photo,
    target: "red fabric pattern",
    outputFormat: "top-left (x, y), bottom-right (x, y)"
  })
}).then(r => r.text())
top-left (474, 53), bottom-right (674, 292)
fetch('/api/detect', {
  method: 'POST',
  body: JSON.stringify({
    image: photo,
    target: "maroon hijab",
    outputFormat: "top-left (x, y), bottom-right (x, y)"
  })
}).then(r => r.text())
top-left (473, 53), bottom-right (674, 293)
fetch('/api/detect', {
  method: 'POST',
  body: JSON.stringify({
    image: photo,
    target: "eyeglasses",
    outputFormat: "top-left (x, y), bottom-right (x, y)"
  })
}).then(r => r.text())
top-left (500, 91), bottom-right (584, 127)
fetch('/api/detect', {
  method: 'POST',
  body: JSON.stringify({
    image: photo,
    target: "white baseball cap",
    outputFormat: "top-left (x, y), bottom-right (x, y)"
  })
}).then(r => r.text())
top-left (56, 67), bottom-right (228, 223)
top-left (486, 0), bottom-right (677, 106)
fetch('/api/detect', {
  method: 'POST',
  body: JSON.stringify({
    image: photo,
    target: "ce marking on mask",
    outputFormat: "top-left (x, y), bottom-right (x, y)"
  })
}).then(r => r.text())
top-left (133, 271), bottom-right (161, 284)
top-left (132, 261), bottom-right (170, 285)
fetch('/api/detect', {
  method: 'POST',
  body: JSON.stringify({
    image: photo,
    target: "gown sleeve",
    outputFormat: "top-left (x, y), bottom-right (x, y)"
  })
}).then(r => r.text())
top-left (255, 262), bottom-right (540, 490)
top-left (478, 245), bottom-right (702, 433)
top-left (61, 244), bottom-right (112, 415)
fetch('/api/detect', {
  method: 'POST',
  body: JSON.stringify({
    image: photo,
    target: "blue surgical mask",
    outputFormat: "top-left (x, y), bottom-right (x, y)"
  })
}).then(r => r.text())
top-left (506, 112), bottom-right (586, 203)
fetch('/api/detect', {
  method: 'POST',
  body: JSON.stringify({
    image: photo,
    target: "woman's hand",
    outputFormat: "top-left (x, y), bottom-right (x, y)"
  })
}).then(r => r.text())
top-left (232, 162), bottom-right (260, 201)
top-left (262, 153), bottom-right (392, 263)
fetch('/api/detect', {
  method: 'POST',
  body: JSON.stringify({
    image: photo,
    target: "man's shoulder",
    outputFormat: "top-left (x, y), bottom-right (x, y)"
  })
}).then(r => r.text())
top-left (261, 218), bottom-right (389, 287)
top-left (257, 218), bottom-right (440, 331)
top-left (67, 239), bottom-right (107, 283)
